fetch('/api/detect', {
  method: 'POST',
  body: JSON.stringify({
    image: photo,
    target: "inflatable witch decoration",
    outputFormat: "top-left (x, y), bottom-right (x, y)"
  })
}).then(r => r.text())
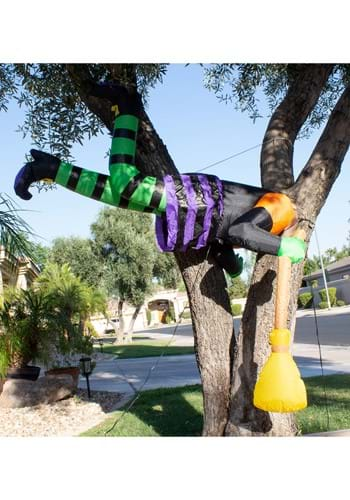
top-left (14, 83), bottom-right (306, 275)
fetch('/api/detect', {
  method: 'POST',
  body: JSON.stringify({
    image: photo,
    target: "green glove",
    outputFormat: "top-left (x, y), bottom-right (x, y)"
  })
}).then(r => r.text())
top-left (228, 255), bottom-right (244, 279)
top-left (277, 237), bottom-right (306, 263)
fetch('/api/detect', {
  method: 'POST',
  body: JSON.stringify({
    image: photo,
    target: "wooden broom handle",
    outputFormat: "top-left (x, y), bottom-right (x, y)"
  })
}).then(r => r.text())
top-left (274, 228), bottom-right (306, 330)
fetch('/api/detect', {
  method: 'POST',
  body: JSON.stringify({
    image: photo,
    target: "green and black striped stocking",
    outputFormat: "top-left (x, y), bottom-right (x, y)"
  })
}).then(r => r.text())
top-left (53, 112), bottom-right (167, 215)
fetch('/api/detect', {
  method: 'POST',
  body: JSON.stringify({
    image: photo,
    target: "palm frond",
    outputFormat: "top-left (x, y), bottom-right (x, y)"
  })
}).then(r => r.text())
top-left (0, 193), bottom-right (35, 258)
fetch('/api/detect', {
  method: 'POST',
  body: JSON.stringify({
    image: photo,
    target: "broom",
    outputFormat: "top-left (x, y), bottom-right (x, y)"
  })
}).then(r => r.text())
top-left (253, 228), bottom-right (307, 413)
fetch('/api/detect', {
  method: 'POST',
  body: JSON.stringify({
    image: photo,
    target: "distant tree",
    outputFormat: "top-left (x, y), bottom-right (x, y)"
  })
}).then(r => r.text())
top-left (91, 207), bottom-right (156, 342)
top-left (29, 241), bottom-right (50, 270)
top-left (153, 252), bottom-right (181, 289)
top-left (18, 234), bottom-right (50, 270)
top-left (242, 250), bottom-right (256, 286)
top-left (227, 276), bottom-right (248, 300)
top-left (304, 245), bottom-right (350, 277)
top-left (48, 236), bottom-right (102, 288)
top-left (326, 245), bottom-right (350, 262)
top-left (303, 257), bottom-right (320, 276)
top-left (324, 247), bottom-right (341, 264)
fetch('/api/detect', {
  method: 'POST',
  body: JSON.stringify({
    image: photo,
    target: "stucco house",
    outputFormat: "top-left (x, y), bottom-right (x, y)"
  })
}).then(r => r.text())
top-left (303, 256), bottom-right (350, 288)
top-left (0, 245), bottom-right (40, 293)
top-left (301, 256), bottom-right (350, 305)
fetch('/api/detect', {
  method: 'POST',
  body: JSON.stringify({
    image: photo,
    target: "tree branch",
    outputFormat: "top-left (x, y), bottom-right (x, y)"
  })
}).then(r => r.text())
top-left (260, 64), bottom-right (334, 190)
top-left (291, 84), bottom-right (350, 223)
top-left (65, 64), bottom-right (115, 131)
top-left (65, 64), bottom-right (178, 177)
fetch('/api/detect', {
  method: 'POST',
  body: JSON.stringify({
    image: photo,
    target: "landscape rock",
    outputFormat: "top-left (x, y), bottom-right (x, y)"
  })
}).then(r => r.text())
top-left (0, 389), bottom-right (124, 437)
top-left (0, 374), bottom-right (75, 409)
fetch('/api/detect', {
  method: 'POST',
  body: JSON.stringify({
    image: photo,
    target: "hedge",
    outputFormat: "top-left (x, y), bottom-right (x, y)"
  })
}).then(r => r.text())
top-left (318, 301), bottom-right (329, 309)
top-left (298, 292), bottom-right (313, 309)
top-left (319, 287), bottom-right (337, 306)
top-left (231, 303), bottom-right (242, 317)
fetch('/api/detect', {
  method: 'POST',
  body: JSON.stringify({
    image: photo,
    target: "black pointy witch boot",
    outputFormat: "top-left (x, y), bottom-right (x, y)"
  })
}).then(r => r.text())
top-left (88, 81), bottom-right (143, 116)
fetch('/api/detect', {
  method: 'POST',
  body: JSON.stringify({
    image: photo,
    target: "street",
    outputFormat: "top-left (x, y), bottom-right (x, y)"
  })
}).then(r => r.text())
top-left (80, 307), bottom-right (350, 394)
top-left (133, 306), bottom-right (350, 346)
top-left (295, 307), bottom-right (350, 345)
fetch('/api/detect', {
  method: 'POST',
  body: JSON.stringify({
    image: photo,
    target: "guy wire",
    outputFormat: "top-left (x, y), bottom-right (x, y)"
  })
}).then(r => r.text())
top-left (310, 285), bottom-right (330, 430)
top-left (195, 137), bottom-right (290, 173)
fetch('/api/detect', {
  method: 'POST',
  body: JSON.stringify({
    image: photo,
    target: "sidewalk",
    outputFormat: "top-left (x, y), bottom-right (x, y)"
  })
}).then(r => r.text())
top-left (81, 342), bottom-right (350, 395)
top-left (292, 343), bottom-right (350, 377)
top-left (296, 304), bottom-right (350, 318)
top-left (307, 429), bottom-right (350, 437)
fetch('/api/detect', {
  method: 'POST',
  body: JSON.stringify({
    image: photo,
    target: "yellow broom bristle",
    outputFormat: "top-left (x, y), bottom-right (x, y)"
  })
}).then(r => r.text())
top-left (253, 329), bottom-right (307, 413)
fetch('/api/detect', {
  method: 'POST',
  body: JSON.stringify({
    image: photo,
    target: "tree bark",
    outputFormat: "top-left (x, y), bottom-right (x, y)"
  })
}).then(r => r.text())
top-left (260, 64), bottom-right (334, 190)
top-left (125, 304), bottom-right (142, 343)
top-left (176, 250), bottom-right (235, 436)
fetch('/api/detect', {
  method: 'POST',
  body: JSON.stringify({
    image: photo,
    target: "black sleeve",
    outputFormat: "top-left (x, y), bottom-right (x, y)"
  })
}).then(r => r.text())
top-left (224, 207), bottom-right (282, 255)
top-left (209, 241), bottom-right (242, 275)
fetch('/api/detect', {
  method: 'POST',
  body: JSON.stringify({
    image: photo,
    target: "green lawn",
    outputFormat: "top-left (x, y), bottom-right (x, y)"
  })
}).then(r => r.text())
top-left (94, 341), bottom-right (194, 359)
top-left (297, 374), bottom-right (350, 434)
top-left (81, 374), bottom-right (350, 437)
top-left (81, 385), bottom-right (203, 437)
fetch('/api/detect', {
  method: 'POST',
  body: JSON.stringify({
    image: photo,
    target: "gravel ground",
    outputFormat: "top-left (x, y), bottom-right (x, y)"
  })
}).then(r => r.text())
top-left (0, 389), bottom-right (125, 437)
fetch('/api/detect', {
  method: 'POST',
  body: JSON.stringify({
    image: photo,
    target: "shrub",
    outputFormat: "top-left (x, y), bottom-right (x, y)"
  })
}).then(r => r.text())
top-left (319, 287), bottom-right (337, 306)
top-left (231, 303), bottom-right (242, 317)
top-left (298, 292), bottom-right (313, 309)
top-left (318, 301), bottom-right (329, 309)
top-left (36, 263), bottom-right (105, 367)
top-left (336, 300), bottom-right (346, 307)
top-left (168, 303), bottom-right (176, 322)
top-left (164, 312), bottom-right (172, 324)
top-left (0, 287), bottom-right (59, 378)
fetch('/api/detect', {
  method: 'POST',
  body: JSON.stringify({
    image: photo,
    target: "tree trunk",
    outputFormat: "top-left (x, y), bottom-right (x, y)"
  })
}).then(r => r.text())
top-left (260, 64), bottom-right (334, 190)
top-left (225, 252), bottom-right (303, 435)
top-left (124, 304), bottom-right (142, 343)
top-left (116, 299), bottom-right (125, 343)
top-left (176, 250), bottom-right (235, 435)
top-left (110, 299), bottom-right (125, 344)
top-left (107, 318), bottom-right (119, 341)
top-left (226, 80), bottom-right (350, 436)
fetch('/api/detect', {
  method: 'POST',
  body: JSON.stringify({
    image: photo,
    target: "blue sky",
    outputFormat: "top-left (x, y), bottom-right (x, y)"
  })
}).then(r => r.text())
top-left (1, 64), bottom-right (349, 258)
